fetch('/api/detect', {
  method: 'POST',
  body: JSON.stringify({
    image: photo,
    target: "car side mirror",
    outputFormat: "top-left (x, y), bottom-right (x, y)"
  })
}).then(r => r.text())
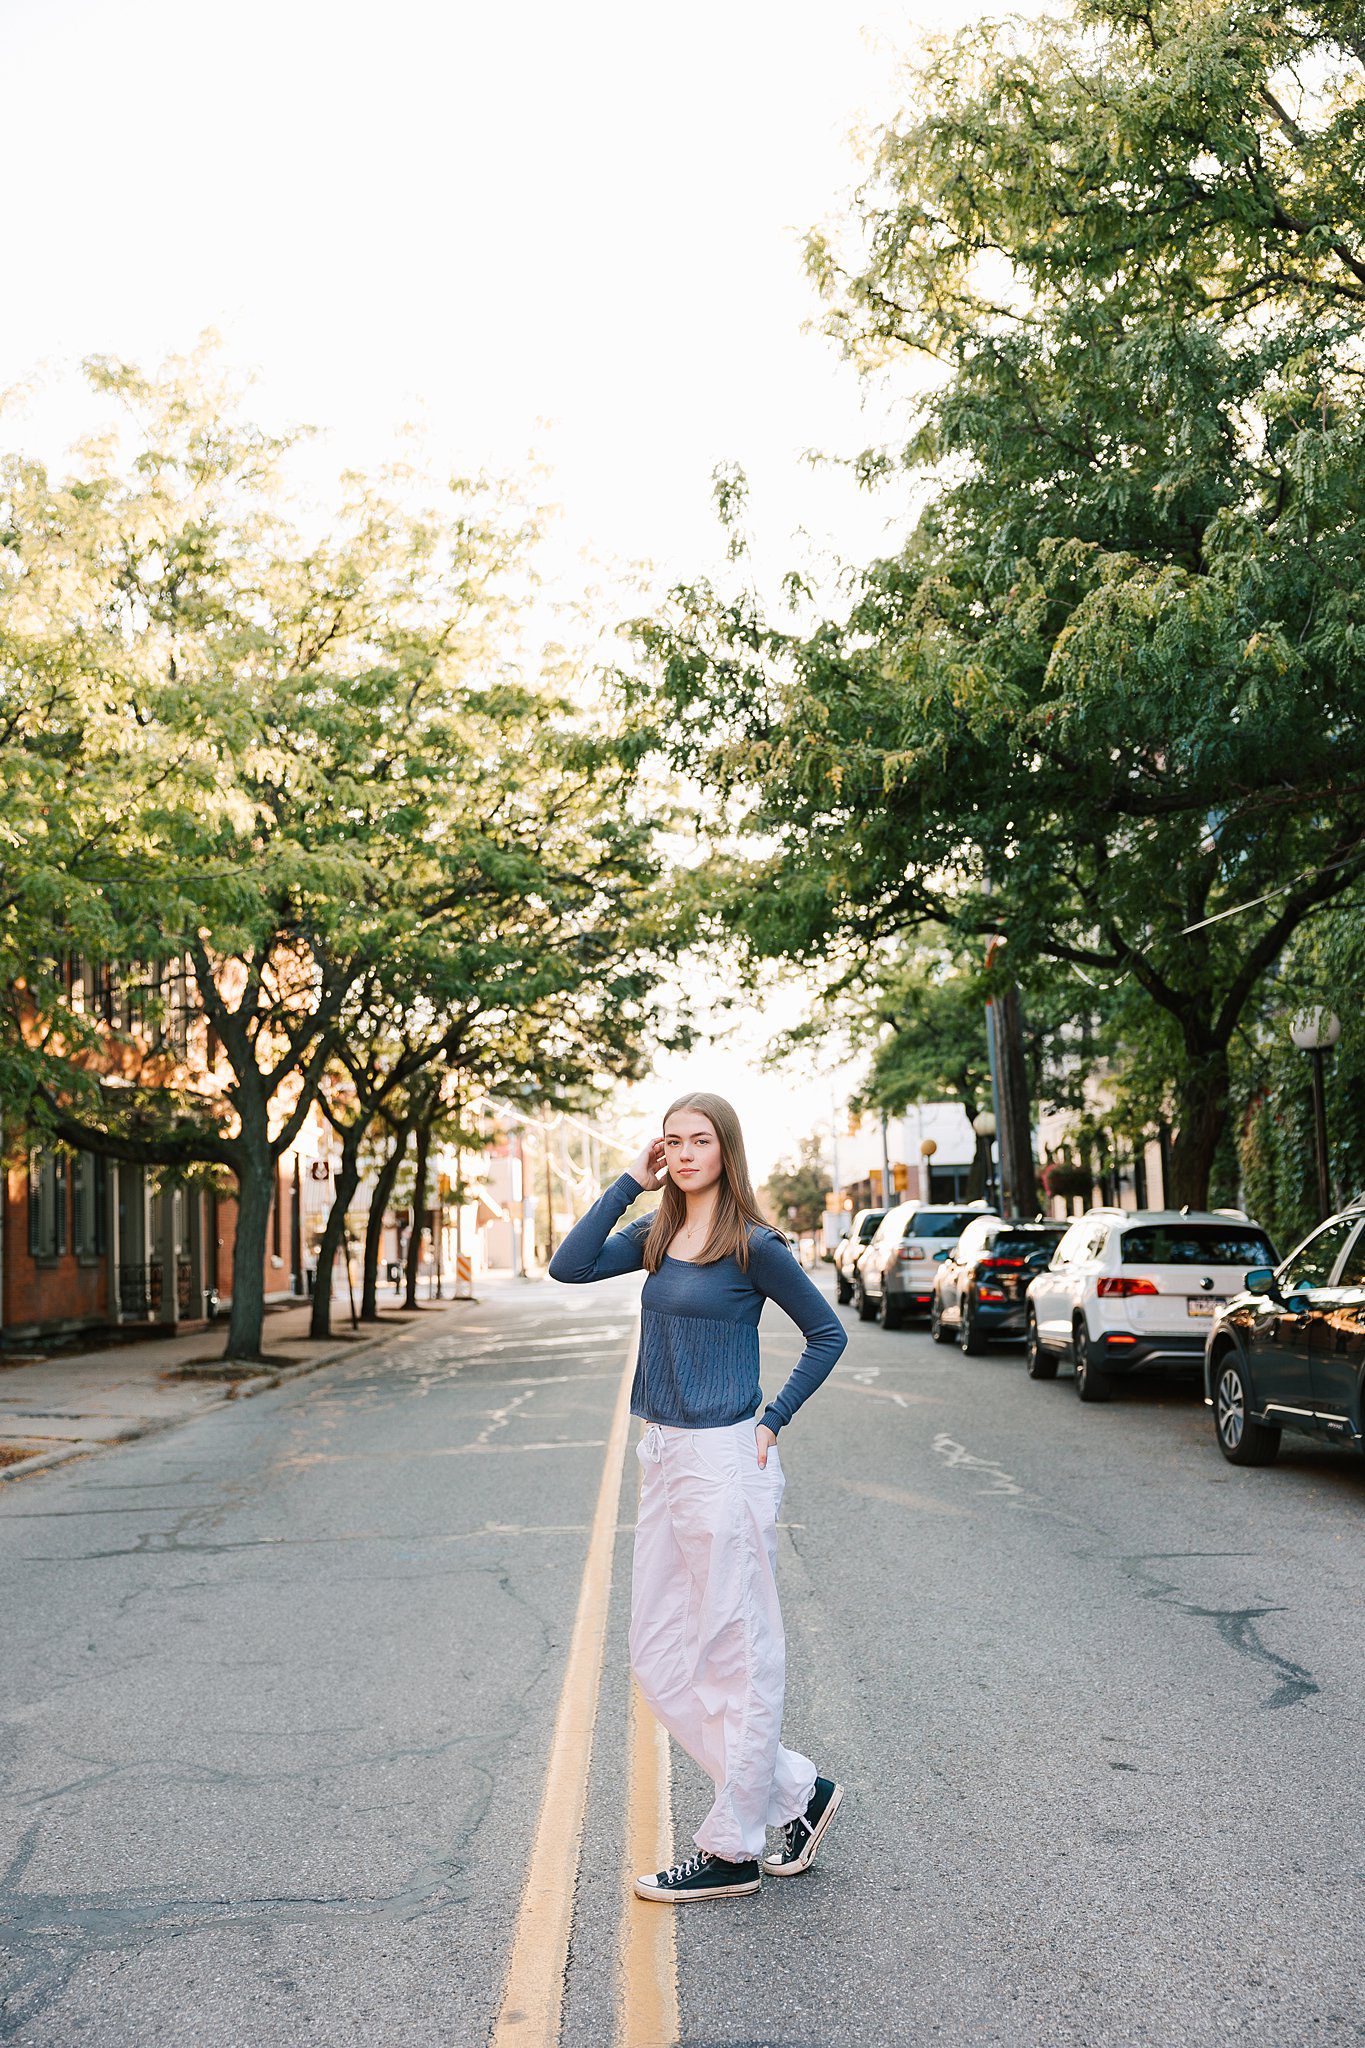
top-left (1244, 1266), bottom-right (1276, 1295)
top-left (1027, 1249), bottom-right (1051, 1268)
top-left (934, 1248), bottom-right (952, 1262)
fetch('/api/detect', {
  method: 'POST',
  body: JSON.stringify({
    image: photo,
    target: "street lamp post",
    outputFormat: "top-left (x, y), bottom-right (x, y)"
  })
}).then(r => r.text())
top-left (1290, 1008), bottom-right (1341, 1221)
top-left (919, 1135), bottom-right (937, 1205)
top-left (972, 1110), bottom-right (998, 1211)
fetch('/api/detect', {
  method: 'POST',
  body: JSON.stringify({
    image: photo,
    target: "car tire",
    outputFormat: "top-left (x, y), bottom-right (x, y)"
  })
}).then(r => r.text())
top-left (835, 1274), bottom-right (853, 1306)
top-left (879, 1288), bottom-right (903, 1330)
top-left (1025, 1311), bottom-right (1058, 1380)
top-left (930, 1297), bottom-right (954, 1344)
top-left (1073, 1319), bottom-right (1111, 1402)
top-left (958, 1298), bottom-right (989, 1355)
top-left (1213, 1351), bottom-right (1281, 1466)
top-left (856, 1278), bottom-right (877, 1322)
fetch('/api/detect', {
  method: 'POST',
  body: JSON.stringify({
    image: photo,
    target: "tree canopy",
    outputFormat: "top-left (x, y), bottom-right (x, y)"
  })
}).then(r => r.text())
top-left (1, 350), bottom-right (675, 1355)
top-left (629, 0), bottom-right (1365, 1205)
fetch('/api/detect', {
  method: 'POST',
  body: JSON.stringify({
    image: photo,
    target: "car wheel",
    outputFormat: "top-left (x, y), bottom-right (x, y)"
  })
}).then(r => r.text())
top-left (930, 1296), bottom-right (954, 1344)
top-left (856, 1278), bottom-right (877, 1322)
top-left (835, 1273), bottom-right (852, 1306)
top-left (1073, 1320), bottom-right (1111, 1402)
top-left (879, 1288), bottom-right (903, 1330)
top-left (1026, 1311), bottom-right (1058, 1380)
top-left (1213, 1352), bottom-right (1281, 1466)
top-left (958, 1297), bottom-right (989, 1355)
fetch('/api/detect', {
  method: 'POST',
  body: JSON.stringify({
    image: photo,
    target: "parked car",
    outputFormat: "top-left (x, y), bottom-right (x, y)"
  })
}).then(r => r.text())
top-left (1205, 1197), bottom-right (1365, 1466)
top-left (930, 1217), bottom-right (1068, 1353)
top-left (833, 1208), bottom-right (884, 1304)
top-left (855, 1202), bottom-right (990, 1328)
top-left (1025, 1208), bottom-right (1279, 1402)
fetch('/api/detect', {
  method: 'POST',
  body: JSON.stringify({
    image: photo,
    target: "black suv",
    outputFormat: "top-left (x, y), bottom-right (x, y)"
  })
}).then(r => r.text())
top-left (931, 1217), bottom-right (1067, 1353)
top-left (1205, 1197), bottom-right (1365, 1465)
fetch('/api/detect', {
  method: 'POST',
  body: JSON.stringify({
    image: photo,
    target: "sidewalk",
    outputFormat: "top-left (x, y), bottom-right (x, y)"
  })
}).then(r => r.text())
top-left (0, 1289), bottom-right (494, 1484)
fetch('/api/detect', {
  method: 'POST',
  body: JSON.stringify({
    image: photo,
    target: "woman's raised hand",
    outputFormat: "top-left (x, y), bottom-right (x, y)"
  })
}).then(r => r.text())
top-left (629, 1135), bottom-right (667, 1189)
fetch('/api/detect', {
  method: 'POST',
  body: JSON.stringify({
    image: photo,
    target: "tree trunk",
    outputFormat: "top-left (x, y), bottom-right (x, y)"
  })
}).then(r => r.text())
top-left (225, 1155), bottom-right (273, 1362)
top-left (1166, 1046), bottom-right (1231, 1208)
top-left (361, 1121), bottom-right (411, 1321)
top-left (994, 981), bottom-right (1038, 1216)
top-left (310, 1141), bottom-right (362, 1340)
top-left (404, 1118), bottom-right (434, 1310)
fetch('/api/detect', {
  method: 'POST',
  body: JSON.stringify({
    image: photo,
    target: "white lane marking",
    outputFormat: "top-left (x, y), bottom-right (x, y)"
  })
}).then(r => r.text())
top-left (931, 1433), bottom-right (1024, 1496)
top-left (832, 1379), bottom-right (911, 1409)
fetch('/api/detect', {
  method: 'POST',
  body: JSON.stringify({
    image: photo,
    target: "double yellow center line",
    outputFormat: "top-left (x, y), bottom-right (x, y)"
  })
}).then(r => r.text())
top-left (489, 1332), bottom-right (679, 2048)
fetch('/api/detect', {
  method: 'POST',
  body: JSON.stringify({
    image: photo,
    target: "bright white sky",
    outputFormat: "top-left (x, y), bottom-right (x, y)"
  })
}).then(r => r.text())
top-left (2, 0), bottom-right (1009, 1182)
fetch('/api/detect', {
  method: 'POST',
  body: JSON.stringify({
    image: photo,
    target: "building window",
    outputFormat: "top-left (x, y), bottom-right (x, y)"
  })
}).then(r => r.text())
top-left (73, 1152), bottom-right (109, 1259)
top-left (271, 1163), bottom-right (283, 1259)
top-left (27, 1151), bottom-right (69, 1260)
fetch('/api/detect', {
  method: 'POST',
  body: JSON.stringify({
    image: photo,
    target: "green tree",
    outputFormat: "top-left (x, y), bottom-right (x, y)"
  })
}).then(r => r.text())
top-left (763, 1134), bottom-right (830, 1235)
top-left (630, 0), bottom-right (1365, 1206)
top-left (1, 350), bottom-right (672, 1357)
top-left (1232, 891), bottom-right (1365, 1249)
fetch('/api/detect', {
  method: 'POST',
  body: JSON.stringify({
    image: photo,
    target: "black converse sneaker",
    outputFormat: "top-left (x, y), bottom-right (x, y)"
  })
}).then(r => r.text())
top-left (633, 1850), bottom-right (762, 1902)
top-left (763, 1776), bottom-right (844, 1877)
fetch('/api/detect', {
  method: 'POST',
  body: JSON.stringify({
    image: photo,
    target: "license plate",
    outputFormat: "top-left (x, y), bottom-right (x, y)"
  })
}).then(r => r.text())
top-left (1187, 1297), bottom-right (1225, 1318)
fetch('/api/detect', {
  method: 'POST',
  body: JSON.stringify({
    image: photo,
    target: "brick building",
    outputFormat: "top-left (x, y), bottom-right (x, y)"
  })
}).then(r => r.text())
top-left (1, 957), bottom-right (327, 1352)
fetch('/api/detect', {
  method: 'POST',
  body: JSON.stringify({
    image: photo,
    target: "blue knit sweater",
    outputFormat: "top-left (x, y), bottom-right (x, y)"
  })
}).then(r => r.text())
top-left (547, 1171), bottom-right (847, 1433)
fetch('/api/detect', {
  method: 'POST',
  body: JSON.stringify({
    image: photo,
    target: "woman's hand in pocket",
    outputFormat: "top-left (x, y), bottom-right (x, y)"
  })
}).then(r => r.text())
top-left (755, 1424), bottom-right (778, 1468)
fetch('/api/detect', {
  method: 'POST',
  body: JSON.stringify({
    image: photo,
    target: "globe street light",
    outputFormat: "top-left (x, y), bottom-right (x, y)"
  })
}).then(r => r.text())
top-left (972, 1110), bottom-right (998, 1210)
top-left (1289, 1007), bottom-right (1341, 1220)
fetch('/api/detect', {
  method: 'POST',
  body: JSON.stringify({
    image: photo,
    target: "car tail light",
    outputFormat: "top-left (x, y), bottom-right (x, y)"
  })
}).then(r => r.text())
top-left (978, 1286), bottom-right (1006, 1300)
top-left (897, 1243), bottom-right (926, 1261)
top-left (977, 1257), bottom-right (1026, 1273)
top-left (1096, 1277), bottom-right (1159, 1297)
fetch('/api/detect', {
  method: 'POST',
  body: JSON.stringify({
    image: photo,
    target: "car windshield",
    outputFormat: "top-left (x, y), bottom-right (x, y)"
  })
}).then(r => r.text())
top-left (989, 1229), bottom-right (1065, 1257)
top-left (1121, 1225), bottom-right (1276, 1266)
top-left (909, 1212), bottom-right (977, 1238)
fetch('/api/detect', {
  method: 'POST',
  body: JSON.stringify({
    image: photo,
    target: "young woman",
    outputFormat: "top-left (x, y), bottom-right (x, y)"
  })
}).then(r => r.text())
top-left (548, 1091), bottom-right (848, 1902)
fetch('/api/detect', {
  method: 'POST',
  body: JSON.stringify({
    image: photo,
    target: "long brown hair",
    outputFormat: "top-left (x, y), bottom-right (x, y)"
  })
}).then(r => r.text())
top-left (641, 1092), bottom-right (769, 1273)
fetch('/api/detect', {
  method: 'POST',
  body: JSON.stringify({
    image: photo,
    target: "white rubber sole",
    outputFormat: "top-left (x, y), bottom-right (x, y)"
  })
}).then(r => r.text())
top-left (632, 1872), bottom-right (762, 1901)
top-left (763, 1780), bottom-right (845, 1876)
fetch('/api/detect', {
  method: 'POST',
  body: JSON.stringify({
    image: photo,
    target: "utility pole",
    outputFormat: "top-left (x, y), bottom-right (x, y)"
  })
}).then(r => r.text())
top-left (542, 1113), bottom-right (556, 1260)
top-left (511, 1126), bottom-right (525, 1277)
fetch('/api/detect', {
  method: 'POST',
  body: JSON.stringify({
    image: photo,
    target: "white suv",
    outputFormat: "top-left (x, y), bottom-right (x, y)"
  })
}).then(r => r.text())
top-left (855, 1202), bottom-right (991, 1328)
top-left (1025, 1209), bottom-right (1279, 1402)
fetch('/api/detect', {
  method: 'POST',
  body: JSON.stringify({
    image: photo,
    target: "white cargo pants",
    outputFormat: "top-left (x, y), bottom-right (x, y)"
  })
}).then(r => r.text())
top-left (629, 1416), bottom-right (817, 1862)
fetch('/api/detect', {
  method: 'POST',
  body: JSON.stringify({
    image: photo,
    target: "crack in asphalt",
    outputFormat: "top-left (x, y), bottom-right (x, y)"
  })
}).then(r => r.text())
top-left (0, 1813), bottom-right (478, 2044)
top-left (925, 1432), bottom-right (1322, 1711)
top-left (1116, 1553), bottom-right (1321, 1710)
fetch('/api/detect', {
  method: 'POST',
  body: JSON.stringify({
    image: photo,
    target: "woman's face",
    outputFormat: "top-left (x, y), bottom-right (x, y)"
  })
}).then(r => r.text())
top-left (662, 1111), bottom-right (723, 1194)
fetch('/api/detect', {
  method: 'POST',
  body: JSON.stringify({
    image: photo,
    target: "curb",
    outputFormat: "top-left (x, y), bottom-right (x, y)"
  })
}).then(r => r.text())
top-left (0, 1318), bottom-right (429, 1485)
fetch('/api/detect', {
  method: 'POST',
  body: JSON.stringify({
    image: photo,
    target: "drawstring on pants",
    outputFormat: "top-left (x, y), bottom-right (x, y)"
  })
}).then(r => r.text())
top-left (642, 1421), bottom-right (665, 1463)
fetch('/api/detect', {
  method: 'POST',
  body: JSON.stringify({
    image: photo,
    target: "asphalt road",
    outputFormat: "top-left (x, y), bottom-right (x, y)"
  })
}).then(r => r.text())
top-left (2, 1269), bottom-right (1362, 2048)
